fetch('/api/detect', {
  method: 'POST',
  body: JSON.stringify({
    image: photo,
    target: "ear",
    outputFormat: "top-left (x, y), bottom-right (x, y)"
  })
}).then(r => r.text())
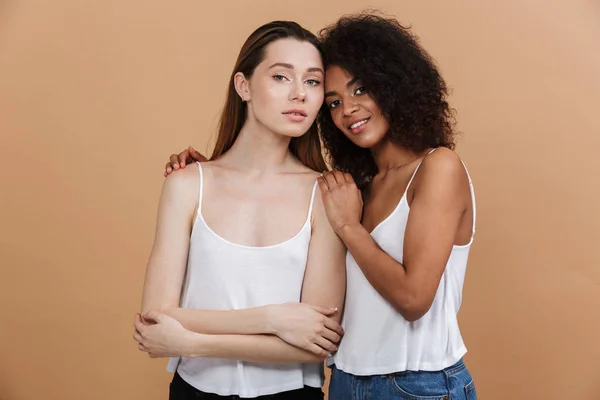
top-left (234, 72), bottom-right (251, 102)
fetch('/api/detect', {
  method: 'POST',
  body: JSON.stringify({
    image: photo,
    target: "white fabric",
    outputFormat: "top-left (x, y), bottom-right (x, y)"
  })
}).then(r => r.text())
top-left (167, 163), bottom-right (323, 397)
top-left (331, 151), bottom-right (476, 375)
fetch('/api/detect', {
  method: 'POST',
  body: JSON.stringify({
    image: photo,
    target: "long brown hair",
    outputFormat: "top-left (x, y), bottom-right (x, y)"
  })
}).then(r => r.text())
top-left (210, 21), bottom-right (327, 172)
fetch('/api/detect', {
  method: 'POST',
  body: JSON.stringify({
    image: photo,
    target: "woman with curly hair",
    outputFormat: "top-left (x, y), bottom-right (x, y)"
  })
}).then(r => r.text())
top-left (316, 14), bottom-right (478, 400)
top-left (164, 12), bottom-right (477, 400)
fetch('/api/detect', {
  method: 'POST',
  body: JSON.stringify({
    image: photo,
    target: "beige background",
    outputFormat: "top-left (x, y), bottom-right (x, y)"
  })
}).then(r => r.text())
top-left (1, 0), bottom-right (599, 399)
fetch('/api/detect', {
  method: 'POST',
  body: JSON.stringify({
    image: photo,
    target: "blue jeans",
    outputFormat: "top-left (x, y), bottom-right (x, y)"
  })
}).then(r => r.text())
top-left (329, 359), bottom-right (477, 400)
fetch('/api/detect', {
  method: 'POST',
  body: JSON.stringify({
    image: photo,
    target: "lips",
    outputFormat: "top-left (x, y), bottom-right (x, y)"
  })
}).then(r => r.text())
top-left (348, 118), bottom-right (369, 130)
top-left (347, 117), bottom-right (370, 135)
top-left (283, 109), bottom-right (307, 117)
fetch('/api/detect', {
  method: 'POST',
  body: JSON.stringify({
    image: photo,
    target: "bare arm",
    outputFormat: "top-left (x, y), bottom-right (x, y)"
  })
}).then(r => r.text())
top-left (299, 186), bottom-right (347, 338)
top-left (137, 174), bottom-right (345, 363)
top-left (186, 186), bottom-right (346, 363)
top-left (321, 150), bottom-right (469, 322)
top-left (141, 166), bottom-right (197, 316)
top-left (141, 167), bottom-right (280, 336)
top-left (186, 332), bottom-right (328, 363)
top-left (143, 165), bottom-right (338, 338)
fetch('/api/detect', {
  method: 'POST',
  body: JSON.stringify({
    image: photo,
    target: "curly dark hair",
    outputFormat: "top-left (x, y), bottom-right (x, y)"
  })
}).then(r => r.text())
top-left (317, 12), bottom-right (457, 189)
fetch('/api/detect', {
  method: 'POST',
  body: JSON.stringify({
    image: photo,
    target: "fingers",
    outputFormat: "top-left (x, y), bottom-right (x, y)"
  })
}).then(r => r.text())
top-left (134, 313), bottom-right (145, 332)
top-left (134, 313), bottom-right (153, 354)
top-left (178, 151), bottom-right (189, 168)
top-left (320, 172), bottom-right (336, 190)
top-left (133, 329), bottom-right (144, 343)
top-left (326, 171), bottom-right (339, 184)
top-left (314, 336), bottom-right (338, 353)
top-left (169, 154), bottom-right (180, 171)
top-left (134, 314), bottom-right (148, 352)
top-left (323, 316), bottom-right (345, 337)
top-left (309, 304), bottom-right (337, 315)
top-left (142, 310), bottom-right (162, 324)
top-left (189, 146), bottom-right (208, 162)
top-left (332, 170), bottom-right (345, 184)
top-left (320, 171), bottom-right (353, 190)
top-left (321, 327), bottom-right (342, 345)
top-left (307, 343), bottom-right (330, 359)
top-left (343, 172), bottom-right (355, 185)
top-left (164, 162), bottom-right (173, 177)
top-left (318, 175), bottom-right (330, 192)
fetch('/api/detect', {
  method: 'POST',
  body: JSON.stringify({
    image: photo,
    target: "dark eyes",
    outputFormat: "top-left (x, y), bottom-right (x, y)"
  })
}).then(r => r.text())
top-left (328, 100), bottom-right (341, 109)
top-left (328, 86), bottom-right (366, 109)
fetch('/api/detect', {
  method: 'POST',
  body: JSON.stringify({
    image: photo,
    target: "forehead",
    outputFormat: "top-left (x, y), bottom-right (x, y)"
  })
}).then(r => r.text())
top-left (325, 65), bottom-right (355, 89)
top-left (260, 38), bottom-right (323, 70)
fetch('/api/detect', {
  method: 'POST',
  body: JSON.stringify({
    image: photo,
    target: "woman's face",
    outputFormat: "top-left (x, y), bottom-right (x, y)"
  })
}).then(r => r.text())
top-left (240, 38), bottom-right (324, 138)
top-left (324, 65), bottom-right (389, 148)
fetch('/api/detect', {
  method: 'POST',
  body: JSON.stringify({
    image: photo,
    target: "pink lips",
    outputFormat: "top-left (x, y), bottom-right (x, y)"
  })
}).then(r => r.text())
top-left (349, 118), bottom-right (369, 134)
top-left (283, 109), bottom-right (307, 123)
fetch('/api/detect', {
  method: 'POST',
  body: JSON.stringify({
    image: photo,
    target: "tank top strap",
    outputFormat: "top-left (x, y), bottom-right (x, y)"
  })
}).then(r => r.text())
top-left (460, 160), bottom-right (477, 237)
top-left (306, 180), bottom-right (319, 222)
top-left (196, 162), bottom-right (204, 214)
top-left (403, 148), bottom-right (438, 198)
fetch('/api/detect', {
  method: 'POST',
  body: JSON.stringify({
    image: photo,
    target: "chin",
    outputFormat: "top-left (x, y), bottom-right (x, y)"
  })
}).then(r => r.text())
top-left (280, 126), bottom-right (311, 138)
top-left (346, 132), bottom-right (382, 149)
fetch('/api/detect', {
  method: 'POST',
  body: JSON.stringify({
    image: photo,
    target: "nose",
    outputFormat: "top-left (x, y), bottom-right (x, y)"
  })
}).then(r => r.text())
top-left (342, 99), bottom-right (359, 116)
top-left (289, 81), bottom-right (306, 102)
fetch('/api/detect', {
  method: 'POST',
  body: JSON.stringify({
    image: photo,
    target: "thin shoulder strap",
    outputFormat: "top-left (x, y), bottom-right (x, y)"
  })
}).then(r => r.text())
top-left (196, 161), bottom-right (203, 214)
top-left (404, 148), bottom-right (437, 197)
top-left (461, 160), bottom-right (477, 236)
top-left (306, 180), bottom-right (319, 221)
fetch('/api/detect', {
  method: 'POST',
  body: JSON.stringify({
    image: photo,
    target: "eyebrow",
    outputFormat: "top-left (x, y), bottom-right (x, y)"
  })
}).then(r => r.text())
top-left (325, 77), bottom-right (359, 98)
top-left (268, 62), bottom-right (324, 75)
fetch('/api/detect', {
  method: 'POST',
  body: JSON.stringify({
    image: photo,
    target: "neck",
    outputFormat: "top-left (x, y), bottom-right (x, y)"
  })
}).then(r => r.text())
top-left (221, 115), bottom-right (295, 173)
top-left (371, 139), bottom-right (422, 173)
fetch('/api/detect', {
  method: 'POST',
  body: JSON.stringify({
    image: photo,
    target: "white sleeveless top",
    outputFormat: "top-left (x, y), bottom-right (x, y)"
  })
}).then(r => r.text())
top-left (167, 162), bottom-right (323, 397)
top-left (330, 150), bottom-right (476, 374)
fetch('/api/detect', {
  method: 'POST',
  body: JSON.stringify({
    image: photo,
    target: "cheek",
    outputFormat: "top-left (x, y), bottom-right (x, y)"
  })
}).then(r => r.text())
top-left (252, 86), bottom-right (282, 116)
top-left (310, 94), bottom-right (324, 114)
top-left (374, 113), bottom-right (390, 135)
top-left (366, 99), bottom-right (389, 134)
top-left (329, 109), bottom-right (344, 131)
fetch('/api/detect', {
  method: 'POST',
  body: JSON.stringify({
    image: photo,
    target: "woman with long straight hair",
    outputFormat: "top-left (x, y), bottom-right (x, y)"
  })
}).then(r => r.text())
top-left (133, 21), bottom-right (346, 400)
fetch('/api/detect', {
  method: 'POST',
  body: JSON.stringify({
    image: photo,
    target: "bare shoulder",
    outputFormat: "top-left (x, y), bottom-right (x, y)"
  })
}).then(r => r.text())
top-left (162, 161), bottom-right (200, 202)
top-left (291, 162), bottom-right (322, 180)
top-left (418, 147), bottom-right (467, 183)
top-left (285, 165), bottom-right (322, 193)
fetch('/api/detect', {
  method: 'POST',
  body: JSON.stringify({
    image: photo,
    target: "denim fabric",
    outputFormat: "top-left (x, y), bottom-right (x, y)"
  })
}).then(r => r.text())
top-left (329, 359), bottom-right (477, 400)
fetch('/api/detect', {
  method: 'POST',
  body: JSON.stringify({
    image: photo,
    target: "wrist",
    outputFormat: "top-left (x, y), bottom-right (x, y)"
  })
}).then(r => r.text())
top-left (262, 305), bottom-right (278, 335)
top-left (183, 332), bottom-right (207, 358)
top-left (338, 222), bottom-right (363, 239)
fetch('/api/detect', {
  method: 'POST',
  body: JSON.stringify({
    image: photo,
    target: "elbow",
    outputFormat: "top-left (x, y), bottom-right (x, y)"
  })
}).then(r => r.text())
top-left (390, 293), bottom-right (432, 323)
top-left (141, 304), bottom-right (177, 318)
top-left (400, 308), bottom-right (428, 323)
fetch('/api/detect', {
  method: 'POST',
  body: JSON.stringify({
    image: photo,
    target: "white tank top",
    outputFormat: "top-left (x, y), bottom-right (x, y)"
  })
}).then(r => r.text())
top-left (330, 150), bottom-right (476, 374)
top-left (167, 162), bottom-right (323, 397)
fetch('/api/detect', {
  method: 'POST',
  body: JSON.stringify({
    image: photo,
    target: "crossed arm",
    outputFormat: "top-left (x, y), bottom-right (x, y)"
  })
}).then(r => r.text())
top-left (134, 166), bottom-right (346, 363)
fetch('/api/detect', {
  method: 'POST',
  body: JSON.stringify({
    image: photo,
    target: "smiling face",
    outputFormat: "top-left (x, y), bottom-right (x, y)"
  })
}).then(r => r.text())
top-left (236, 38), bottom-right (325, 139)
top-left (324, 65), bottom-right (390, 148)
